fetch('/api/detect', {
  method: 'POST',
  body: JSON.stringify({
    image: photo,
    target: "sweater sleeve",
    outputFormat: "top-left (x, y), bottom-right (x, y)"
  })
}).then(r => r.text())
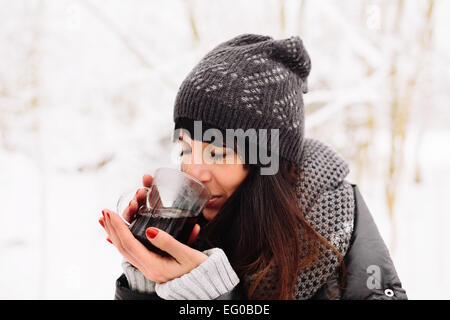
top-left (155, 247), bottom-right (240, 300)
top-left (122, 259), bottom-right (156, 294)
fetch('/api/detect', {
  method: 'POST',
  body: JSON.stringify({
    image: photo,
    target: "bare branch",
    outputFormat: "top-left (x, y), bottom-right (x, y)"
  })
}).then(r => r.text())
top-left (81, 0), bottom-right (152, 69)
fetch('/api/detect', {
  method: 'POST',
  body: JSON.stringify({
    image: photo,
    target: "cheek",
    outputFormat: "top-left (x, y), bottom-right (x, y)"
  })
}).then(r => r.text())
top-left (215, 164), bottom-right (248, 197)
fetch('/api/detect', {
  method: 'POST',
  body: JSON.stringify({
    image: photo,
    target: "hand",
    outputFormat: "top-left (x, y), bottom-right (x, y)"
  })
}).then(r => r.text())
top-left (116, 173), bottom-right (201, 244)
top-left (98, 208), bottom-right (207, 283)
top-left (121, 174), bottom-right (154, 224)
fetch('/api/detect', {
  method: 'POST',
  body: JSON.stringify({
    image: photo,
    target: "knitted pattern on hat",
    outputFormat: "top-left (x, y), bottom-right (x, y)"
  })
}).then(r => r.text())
top-left (173, 33), bottom-right (311, 165)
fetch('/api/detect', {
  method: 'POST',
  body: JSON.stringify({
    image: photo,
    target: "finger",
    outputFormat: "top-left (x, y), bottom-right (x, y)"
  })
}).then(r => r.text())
top-left (106, 209), bottom-right (188, 283)
top-left (106, 209), bottom-right (139, 252)
top-left (142, 174), bottom-right (153, 188)
top-left (106, 209), bottom-right (163, 269)
top-left (104, 209), bottom-right (147, 270)
top-left (100, 216), bottom-right (113, 243)
top-left (122, 199), bottom-right (138, 223)
top-left (145, 227), bottom-right (205, 266)
top-left (135, 188), bottom-right (148, 208)
top-left (187, 224), bottom-right (201, 246)
top-left (99, 217), bottom-right (105, 229)
top-left (101, 210), bottom-right (112, 237)
top-left (123, 188), bottom-right (149, 223)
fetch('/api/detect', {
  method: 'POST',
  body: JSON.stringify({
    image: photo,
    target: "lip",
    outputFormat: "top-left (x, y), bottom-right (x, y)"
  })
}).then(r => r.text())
top-left (205, 195), bottom-right (224, 209)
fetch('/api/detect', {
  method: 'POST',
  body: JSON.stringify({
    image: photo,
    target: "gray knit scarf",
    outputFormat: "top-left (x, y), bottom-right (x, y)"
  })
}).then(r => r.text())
top-left (243, 137), bottom-right (355, 299)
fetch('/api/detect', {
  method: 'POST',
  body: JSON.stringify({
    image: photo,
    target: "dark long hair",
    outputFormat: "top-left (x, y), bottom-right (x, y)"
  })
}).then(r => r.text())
top-left (195, 159), bottom-right (347, 299)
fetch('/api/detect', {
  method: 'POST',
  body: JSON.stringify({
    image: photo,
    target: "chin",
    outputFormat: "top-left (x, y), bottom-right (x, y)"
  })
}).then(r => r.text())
top-left (202, 208), bottom-right (219, 221)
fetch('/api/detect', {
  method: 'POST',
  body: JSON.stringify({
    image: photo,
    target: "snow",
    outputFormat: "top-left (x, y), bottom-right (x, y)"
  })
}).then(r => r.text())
top-left (1, 0), bottom-right (449, 299)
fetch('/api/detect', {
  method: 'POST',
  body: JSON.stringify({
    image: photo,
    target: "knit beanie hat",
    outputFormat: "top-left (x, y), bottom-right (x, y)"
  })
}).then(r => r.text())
top-left (173, 33), bottom-right (311, 165)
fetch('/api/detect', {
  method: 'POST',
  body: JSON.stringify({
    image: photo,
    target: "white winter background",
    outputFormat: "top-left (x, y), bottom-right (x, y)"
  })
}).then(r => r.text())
top-left (1, 0), bottom-right (449, 299)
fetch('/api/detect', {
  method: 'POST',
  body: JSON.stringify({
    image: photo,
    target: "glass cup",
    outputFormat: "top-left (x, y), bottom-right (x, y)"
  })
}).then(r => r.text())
top-left (116, 167), bottom-right (211, 257)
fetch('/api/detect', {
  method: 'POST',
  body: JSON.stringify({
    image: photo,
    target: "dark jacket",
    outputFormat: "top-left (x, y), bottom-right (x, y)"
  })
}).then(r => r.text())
top-left (114, 183), bottom-right (407, 300)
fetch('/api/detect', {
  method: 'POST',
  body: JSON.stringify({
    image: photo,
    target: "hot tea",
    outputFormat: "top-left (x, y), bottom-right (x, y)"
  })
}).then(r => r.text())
top-left (129, 208), bottom-right (198, 258)
top-left (117, 167), bottom-right (212, 258)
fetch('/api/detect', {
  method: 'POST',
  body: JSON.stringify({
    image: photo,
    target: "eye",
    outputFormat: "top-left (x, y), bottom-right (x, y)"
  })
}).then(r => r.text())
top-left (211, 149), bottom-right (227, 159)
top-left (180, 148), bottom-right (191, 156)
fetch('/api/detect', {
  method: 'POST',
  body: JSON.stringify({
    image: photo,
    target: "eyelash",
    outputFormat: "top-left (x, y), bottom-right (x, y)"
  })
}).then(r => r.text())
top-left (180, 149), bottom-right (226, 159)
top-left (179, 149), bottom-right (190, 156)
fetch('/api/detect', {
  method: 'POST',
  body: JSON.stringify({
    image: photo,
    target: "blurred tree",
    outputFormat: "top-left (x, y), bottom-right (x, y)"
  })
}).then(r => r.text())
top-left (186, 0), bottom-right (200, 43)
top-left (386, 0), bottom-right (435, 252)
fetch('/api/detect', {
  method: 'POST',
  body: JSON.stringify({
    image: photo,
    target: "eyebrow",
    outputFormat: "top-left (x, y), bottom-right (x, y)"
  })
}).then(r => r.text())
top-left (178, 133), bottom-right (235, 150)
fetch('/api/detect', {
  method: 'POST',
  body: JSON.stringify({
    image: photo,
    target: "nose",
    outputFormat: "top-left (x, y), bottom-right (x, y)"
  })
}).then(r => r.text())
top-left (183, 162), bottom-right (212, 184)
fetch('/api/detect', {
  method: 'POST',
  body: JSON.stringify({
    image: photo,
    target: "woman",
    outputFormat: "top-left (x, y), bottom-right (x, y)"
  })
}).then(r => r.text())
top-left (99, 34), bottom-right (407, 300)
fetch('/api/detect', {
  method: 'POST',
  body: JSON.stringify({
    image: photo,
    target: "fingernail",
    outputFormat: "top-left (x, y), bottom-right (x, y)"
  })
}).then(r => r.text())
top-left (106, 211), bottom-right (110, 219)
top-left (102, 210), bottom-right (105, 218)
top-left (106, 237), bottom-right (112, 244)
top-left (98, 218), bottom-right (105, 228)
top-left (146, 227), bottom-right (158, 239)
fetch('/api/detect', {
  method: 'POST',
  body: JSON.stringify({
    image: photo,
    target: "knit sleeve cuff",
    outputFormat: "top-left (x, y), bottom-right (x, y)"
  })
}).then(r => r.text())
top-left (155, 248), bottom-right (240, 300)
top-left (122, 259), bottom-right (156, 294)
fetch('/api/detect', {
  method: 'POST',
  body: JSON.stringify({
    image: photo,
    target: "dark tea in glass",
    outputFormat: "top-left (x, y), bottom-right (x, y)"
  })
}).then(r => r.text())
top-left (117, 167), bottom-right (211, 258)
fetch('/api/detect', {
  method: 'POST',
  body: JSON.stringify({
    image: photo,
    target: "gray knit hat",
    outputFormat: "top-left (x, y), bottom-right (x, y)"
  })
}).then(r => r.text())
top-left (173, 33), bottom-right (311, 165)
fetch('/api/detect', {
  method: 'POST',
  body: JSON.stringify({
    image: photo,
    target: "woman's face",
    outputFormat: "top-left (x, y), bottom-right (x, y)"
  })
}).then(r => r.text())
top-left (177, 130), bottom-right (249, 221)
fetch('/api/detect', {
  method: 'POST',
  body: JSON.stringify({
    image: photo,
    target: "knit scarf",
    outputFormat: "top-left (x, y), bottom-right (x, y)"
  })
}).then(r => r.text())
top-left (242, 138), bottom-right (355, 299)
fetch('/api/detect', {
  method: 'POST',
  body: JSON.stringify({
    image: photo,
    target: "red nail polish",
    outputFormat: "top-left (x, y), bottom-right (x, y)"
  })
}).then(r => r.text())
top-left (102, 210), bottom-right (105, 217)
top-left (99, 218), bottom-right (105, 228)
top-left (146, 228), bottom-right (158, 239)
top-left (106, 237), bottom-right (112, 244)
top-left (106, 211), bottom-right (110, 219)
